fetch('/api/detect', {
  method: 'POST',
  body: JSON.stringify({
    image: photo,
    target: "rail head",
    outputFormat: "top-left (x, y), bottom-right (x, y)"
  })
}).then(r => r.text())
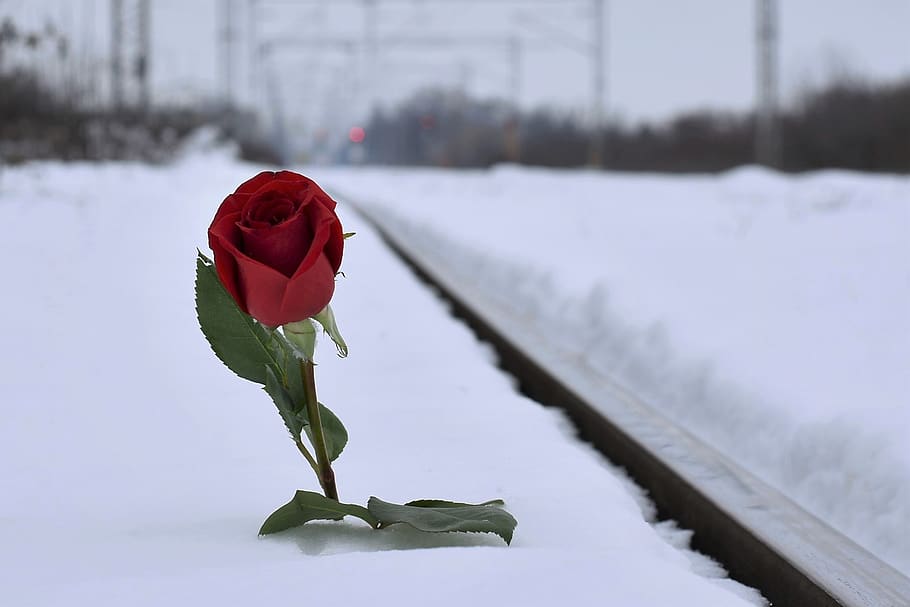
top-left (346, 198), bottom-right (910, 607)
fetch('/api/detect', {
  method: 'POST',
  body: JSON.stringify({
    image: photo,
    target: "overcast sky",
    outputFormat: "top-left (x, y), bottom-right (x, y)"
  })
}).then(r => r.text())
top-left (6, 0), bottom-right (910, 130)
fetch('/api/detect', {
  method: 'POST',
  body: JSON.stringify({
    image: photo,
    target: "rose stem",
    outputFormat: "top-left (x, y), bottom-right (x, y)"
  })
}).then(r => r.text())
top-left (301, 360), bottom-right (338, 501)
top-left (294, 438), bottom-right (320, 477)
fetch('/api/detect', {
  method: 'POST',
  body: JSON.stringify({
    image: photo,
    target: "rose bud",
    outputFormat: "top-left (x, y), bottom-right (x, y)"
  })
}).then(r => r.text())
top-left (208, 171), bottom-right (344, 328)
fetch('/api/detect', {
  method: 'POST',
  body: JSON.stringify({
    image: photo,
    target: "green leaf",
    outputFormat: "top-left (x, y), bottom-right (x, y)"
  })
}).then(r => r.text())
top-left (343, 232), bottom-right (356, 239)
top-left (282, 352), bottom-right (306, 413)
top-left (302, 403), bottom-right (348, 461)
top-left (263, 367), bottom-right (303, 440)
top-left (259, 490), bottom-right (379, 535)
top-left (367, 497), bottom-right (517, 545)
top-left (195, 253), bottom-right (287, 384)
top-left (405, 499), bottom-right (505, 508)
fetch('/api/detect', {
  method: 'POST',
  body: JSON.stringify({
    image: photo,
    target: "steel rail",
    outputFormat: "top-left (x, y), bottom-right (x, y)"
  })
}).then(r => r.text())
top-left (344, 197), bottom-right (910, 607)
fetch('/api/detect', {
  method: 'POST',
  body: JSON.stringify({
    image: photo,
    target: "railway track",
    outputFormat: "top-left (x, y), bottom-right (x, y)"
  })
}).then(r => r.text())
top-left (346, 197), bottom-right (910, 607)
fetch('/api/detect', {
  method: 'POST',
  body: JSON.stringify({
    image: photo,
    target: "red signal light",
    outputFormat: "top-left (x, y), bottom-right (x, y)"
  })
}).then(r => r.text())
top-left (348, 126), bottom-right (365, 143)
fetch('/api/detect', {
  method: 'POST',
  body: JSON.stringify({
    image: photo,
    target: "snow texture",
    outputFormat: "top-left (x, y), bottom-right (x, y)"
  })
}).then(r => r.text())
top-left (0, 152), bottom-right (762, 606)
top-left (312, 163), bottom-right (910, 576)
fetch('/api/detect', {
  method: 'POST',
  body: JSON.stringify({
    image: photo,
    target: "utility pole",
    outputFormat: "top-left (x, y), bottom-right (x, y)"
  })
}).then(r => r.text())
top-left (248, 0), bottom-right (261, 118)
top-left (589, 0), bottom-right (606, 168)
top-left (110, 0), bottom-right (150, 112)
top-left (81, 0), bottom-right (98, 107)
top-left (264, 66), bottom-right (289, 163)
top-left (506, 35), bottom-right (522, 163)
top-left (219, 0), bottom-right (236, 112)
top-left (137, 0), bottom-right (150, 113)
top-left (755, 0), bottom-right (780, 168)
top-left (111, 0), bottom-right (124, 111)
top-left (509, 35), bottom-right (521, 107)
top-left (362, 0), bottom-right (378, 118)
top-left (457, 61), bottom-right (474, 92)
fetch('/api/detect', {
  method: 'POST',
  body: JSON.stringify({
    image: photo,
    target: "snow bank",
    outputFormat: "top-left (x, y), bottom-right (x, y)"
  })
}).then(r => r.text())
top-left (313, 164), bottom-right (910, 575)
top-left (0, 155), bottom-right (760, 606)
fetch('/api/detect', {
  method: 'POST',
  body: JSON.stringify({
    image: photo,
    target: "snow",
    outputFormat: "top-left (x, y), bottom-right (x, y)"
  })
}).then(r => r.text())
top-left (0, 153), bottom-right (761, 606)
top-left (310, 164), bottom-right (910, 575)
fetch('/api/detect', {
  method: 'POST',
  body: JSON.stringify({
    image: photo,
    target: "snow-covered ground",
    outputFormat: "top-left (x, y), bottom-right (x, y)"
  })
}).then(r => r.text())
top-left (0, 152), bottom-right (762, 606)
top-left (312, 164), bottom-right (910, 575)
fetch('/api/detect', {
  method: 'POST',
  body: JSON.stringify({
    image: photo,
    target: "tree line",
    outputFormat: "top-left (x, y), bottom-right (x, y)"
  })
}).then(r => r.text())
top-left (0, 16), bottom-right (282, 164)
top-left (363, 77), bottom-right (910, 173)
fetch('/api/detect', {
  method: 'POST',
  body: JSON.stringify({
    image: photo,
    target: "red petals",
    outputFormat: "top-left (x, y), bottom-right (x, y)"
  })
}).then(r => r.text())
top-left (207, 171), bottom-right (345, 327)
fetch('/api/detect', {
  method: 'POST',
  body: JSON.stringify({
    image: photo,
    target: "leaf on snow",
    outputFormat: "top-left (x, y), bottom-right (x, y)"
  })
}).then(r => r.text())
top-left (367, 497), bottom-right (517, 545)
top-left (259, 490), bottom-right (379, 535)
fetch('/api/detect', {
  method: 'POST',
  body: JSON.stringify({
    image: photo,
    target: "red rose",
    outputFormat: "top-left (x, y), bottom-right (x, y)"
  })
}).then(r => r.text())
top-left (208, 171), bottom-right (344, 328)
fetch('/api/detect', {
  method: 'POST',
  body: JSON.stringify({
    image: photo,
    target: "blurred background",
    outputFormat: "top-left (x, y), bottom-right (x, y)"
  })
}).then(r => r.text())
top-left (2, 1), bottom-right (910, 590)
top-left (1, 0), bottom-right (908, 170)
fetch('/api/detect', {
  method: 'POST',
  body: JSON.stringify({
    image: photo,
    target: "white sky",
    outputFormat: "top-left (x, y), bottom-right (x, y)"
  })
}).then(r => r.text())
top-left (5, 0), bottom-right (910, 131)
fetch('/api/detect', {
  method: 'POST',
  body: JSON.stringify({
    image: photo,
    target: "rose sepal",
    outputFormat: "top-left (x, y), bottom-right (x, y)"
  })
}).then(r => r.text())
top-left (283, 319), bottom-right (318, 362)
top-left (312, 304), bottom-right (348, 358)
